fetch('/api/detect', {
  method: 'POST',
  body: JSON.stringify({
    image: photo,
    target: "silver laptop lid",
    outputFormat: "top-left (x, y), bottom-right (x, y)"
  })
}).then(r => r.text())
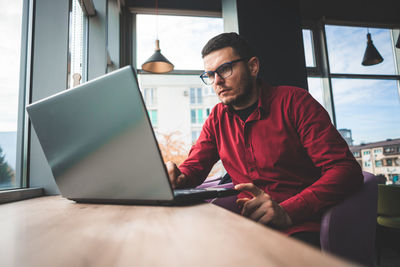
top-left (26, 66), bottom-right (174, 201)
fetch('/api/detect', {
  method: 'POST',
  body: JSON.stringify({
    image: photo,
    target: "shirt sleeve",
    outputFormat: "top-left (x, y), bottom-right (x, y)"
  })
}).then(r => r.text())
top-left (279, 88), bottom-right (363, 224)
top-left (178, 109), bottom-right (220, 187)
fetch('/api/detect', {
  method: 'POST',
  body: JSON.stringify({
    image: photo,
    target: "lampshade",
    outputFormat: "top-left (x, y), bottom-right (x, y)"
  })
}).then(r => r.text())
top-left (141, 40), bottom-right (174, 74)
top-left (396, 34), bottom-right (400, 49)
top-left (362, 33), bottom-right (384, 66)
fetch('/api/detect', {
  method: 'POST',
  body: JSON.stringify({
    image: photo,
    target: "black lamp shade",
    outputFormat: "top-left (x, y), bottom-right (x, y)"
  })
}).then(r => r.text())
top-left (142, 40), bottom-right (174, 73)
top-left (362, 33), bottom-right (384, 66)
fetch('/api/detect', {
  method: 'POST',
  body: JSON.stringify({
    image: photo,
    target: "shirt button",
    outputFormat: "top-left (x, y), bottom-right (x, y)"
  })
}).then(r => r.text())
top-left (250, 167), bottom-right (254, 171)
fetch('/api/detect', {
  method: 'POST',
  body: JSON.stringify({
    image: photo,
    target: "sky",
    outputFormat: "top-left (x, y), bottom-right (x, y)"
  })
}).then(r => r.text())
top-left (1, 3), bottom-right (400, 170)
top-left (0, 0), bottom-right (23, 133)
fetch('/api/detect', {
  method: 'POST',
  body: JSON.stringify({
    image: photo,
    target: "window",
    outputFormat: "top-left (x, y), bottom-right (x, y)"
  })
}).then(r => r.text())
top-left (331, 79), bottom-right (400, 145)
top-left (190, 108), bottom-right (205, 124)
top-left (68, 0), bottom-right (87, 88)
top-left (384, 147), bottom-right (395, 153)
top-left (190, 87), bottom-right (203, 104)
top-left (191, 109), bottom-right (196, 124)
top-left (148, 110), bottom-right (158, 126)
top-left (325, 26), bottom-right (396, 75)
top-left (353, 151), bottom-right (361, 157)
top-left (307, 78), bottom-right (324, 107)
top-left (375, 160), bottom-right (382, 167)
top-left (136, 14), bottom-right (223, 70)
top-left (190, 88), bottom-right (203, 104)
top-left (143, 88), bottom-right (157, 107)
top-left (374, 148), bottom-right (382, 154)
top-left (303, 23), bottom-right (400, 154)
top-left (386, 159), bottom-right (393, 166)
top-left (0, 0), bottom-right (24, 189)
top-left (363, 151), bottom-right (370, 155)
top-left (302, 29), bottom-right (316, 67)
top-left (364, 161), bottom-right (371, 167)
top-left (135, 14), bottom-right (224, 176)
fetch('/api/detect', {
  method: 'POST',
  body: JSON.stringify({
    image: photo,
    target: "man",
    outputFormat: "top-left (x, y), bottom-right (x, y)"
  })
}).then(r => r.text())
top-left (166, 32), bottom-right (363, 247)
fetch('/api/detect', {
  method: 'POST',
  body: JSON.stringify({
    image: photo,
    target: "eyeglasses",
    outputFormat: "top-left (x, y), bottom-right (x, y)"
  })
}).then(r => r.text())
top-left (200, 58), bottom-right (245, 85)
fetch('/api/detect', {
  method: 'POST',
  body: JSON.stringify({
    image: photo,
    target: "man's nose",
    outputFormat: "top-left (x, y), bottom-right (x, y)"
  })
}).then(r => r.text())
top-left (214, 73), bottom-right (224, 85)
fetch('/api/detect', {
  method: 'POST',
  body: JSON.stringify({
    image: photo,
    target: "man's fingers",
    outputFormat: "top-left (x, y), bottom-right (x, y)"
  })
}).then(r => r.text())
top-left (241, 197), bottom-right (263, 217)
top-left (236, 198), bottom-right (251, 207)
top-left (234, 183), bottom-right (264, 197)
top-left (165, 161), bottom-right (181, 188)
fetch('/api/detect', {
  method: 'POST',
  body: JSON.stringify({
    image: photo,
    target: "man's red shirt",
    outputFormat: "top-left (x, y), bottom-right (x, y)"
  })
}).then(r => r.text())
top-left (179, 83), bottom-right (363, 235)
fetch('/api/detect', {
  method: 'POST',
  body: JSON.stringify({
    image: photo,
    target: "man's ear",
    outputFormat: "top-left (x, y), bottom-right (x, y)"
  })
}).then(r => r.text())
top-left (247, 57), bottom-right (260, 77)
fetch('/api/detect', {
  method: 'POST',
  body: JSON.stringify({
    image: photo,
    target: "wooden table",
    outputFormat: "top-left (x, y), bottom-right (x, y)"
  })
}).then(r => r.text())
top-left (0, 196), bottom-right (355, 267)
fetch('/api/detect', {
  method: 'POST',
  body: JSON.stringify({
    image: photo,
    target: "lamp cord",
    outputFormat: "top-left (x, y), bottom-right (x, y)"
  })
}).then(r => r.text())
top-left (155, 0), bottom-right (159, 40)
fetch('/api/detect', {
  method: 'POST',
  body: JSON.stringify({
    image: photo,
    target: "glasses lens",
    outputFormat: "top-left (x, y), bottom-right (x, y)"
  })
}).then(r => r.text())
top-left (216, 63), bottom-right (233, 79)
top-left (201, 72), bottom-right (214, 85)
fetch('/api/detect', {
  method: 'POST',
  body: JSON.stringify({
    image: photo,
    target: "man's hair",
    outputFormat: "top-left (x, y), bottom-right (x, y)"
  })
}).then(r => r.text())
top-left (201, 32), bottom-right (255, 59)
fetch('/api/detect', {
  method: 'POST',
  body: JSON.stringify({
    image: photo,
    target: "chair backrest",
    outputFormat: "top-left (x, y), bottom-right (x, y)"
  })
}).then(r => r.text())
top-left (320, 171), bottom-right (378, 267)
top-left (378, 184), bottom-right (400, 217)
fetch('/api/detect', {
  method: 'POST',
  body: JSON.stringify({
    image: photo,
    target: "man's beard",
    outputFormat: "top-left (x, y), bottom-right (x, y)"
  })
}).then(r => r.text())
top-left (225, 70), bottom-right (254, 108)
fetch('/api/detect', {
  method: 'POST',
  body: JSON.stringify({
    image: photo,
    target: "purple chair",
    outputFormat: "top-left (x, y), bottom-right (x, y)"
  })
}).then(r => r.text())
top-left (198, 172), bottom-right (378, 266)
top-left (196, 176), bottom-right (241, 214)
top-left (320, 171), bottom-right (378, 266)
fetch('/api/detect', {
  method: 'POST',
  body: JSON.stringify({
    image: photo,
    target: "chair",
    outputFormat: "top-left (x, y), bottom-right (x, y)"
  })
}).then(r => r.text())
top-left (376, 184), bottom-right (400, 264)
top-left (320, 171), bottom-right (378, 267)
top-left (198, 172), bottom-right (378, 266)
top-left (196, 175), bottom-right (240, 214)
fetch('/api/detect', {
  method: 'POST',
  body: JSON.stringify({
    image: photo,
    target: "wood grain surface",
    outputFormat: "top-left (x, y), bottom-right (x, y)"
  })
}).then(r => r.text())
top-left (0, 196), bottom-right (356, 267)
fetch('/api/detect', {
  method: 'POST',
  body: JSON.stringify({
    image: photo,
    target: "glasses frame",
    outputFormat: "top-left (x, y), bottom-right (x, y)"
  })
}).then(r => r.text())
top-left (200, 58), bottom-right (245, 85)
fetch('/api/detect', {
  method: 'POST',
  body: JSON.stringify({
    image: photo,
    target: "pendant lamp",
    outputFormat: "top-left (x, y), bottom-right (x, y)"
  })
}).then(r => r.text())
top-left (141, 0), bottom-right (174, 73)
top-left (362, 31), bottom-right (384, 66)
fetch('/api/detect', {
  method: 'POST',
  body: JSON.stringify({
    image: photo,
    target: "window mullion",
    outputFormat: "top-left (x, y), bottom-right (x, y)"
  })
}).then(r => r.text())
top-left (315, 20), bottom-right (336, 126)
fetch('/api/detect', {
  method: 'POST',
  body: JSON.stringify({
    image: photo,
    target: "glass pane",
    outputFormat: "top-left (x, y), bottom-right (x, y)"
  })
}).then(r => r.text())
top-left (190, 88), bottom-right (195, 104)
top-left (197, 109), bottom-right (203, 123)
top-left (307, 77), bottom-right (324, 107)
top-left (138, 74), bottom-right (223, 176)
top-left (302, 29), bottom-right (315, 67)
top-left (197, 87), bottom-right (203, 104)
top-left (191, 109), bottom-right (196, 124)
top-left (68, 0), bottom-right (86, 88)
top-left (332, 78), bottom-right (400, 146)
top-left (325, 25), bottom-right (396, 75)
top-left (136, 14), bottom-right (223, 70)
top-left (0, 0), bottom-right (23, 189)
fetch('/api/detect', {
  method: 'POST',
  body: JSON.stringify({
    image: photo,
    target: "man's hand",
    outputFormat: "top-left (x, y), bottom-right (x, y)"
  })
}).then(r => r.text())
top-left (166, 161), bottom-right (188, 189)
top-left (235, 183), bottom-right (293, 229)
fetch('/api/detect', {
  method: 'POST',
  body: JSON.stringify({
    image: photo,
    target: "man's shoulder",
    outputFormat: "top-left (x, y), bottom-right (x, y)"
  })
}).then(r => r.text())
top-left (272, 85), bottom-right (308, 97)
top-left (261, 83), bottom-right (309, 105)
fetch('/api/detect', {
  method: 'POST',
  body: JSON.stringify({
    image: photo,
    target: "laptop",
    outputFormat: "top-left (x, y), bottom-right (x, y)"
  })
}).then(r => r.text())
top-left (26, 66), bottom-right (238, 204)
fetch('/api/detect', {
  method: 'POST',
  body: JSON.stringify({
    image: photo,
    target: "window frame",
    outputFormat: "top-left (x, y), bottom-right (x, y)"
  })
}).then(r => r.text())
top-left (302, 20), bottom-right (400, 128)
top-left (132, 9), bottom-right (223, 76)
